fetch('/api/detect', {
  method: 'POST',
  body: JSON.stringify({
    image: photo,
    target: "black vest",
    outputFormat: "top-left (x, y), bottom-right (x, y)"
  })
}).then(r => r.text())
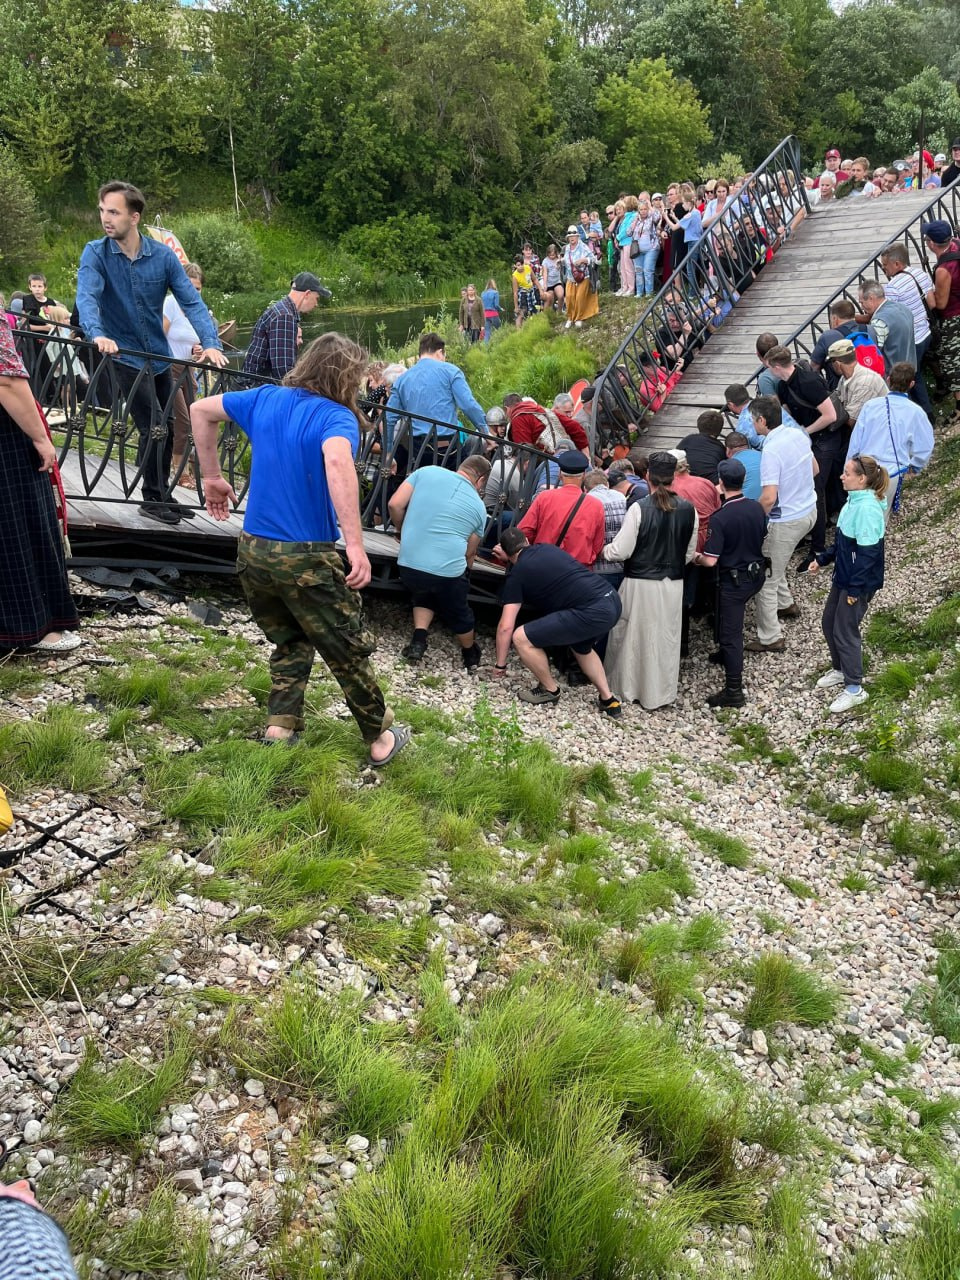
top-left (623, 494), bottom-right (696, 581)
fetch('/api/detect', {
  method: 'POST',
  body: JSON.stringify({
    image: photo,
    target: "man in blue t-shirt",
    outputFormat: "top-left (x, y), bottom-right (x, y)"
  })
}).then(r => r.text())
top-left (190, 334), bottom-right (410, 767)
top-left (387, 457), bottom-right (490, 668)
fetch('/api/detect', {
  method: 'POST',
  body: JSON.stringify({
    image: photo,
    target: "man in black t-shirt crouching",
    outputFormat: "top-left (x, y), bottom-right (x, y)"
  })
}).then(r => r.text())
top-left (694, 458), bottom-right (768, 708)
top-left (482, 527), bottom-right (623, 716)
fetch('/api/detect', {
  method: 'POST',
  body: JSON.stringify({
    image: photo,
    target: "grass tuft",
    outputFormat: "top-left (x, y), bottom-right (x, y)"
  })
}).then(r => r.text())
top-left (54, 1036), bottom-right (194, 1149)
top-left (744, 953), bottom-right (840, 1031)
top-left (684, 821), bottom-right (753, 869)
top-left (233, 982), bottom-right (426, 1136)
top-left (0, 705), bottom-right (108, 793)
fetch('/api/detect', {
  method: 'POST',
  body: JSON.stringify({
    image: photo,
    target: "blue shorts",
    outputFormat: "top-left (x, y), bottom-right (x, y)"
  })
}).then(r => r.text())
top-left (522, 590), bottom-right (622, 654)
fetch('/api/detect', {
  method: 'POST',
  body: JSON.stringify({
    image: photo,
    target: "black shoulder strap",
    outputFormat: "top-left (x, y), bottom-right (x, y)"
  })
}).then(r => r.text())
top-left (554, 490), bottom-right (588, 548)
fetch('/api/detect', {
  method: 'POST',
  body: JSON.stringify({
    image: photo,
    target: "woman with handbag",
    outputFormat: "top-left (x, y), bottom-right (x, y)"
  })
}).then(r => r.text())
top-left (562, 227), bottom-right (599, 328)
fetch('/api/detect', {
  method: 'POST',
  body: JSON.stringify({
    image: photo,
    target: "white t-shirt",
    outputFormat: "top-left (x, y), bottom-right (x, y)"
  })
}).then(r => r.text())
top-left (163, 295), bottom-right (200, 361)
top-left (759, 425), bottom-right (816, 523)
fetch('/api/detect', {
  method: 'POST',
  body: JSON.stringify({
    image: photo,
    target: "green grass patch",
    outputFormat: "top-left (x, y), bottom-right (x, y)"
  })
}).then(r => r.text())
top-left (744, 953), bottom-right (840, 1031)
top-left (0, 705), bottom-right (109, 793)
top-left (0, 657), bottom-right (44, 697)
top-left (779, 875), bottom-right (817, 900)
top-left (863, 752), bottom-right (925, 795)
top-left (683, 821), bottom-right (753, 869)
top-left (233, 982), bottom-right (426, 1138)
top-left (615, 914), bottom-right (726, 1013)
top-left (839, 870), bottom-right (873, 892)
top-left (890, 816), bottom-right (954, 887)
top-left (337, 915), bottom-right (432, 974)
top-left (567, 852), bottom-right (693, 928)
top-left (728, 723), bottom-right (798, 768)
top-left (0, 905), bottom-right (157, 1008)
top-left (806, 792), bottom-right (876, 831)
top-left (918, 932), bottom-right (960, 1044)
top-left (757, 911), bottom-right (787, 935)
top-left (54, 1036), bottom-right (194, 1149)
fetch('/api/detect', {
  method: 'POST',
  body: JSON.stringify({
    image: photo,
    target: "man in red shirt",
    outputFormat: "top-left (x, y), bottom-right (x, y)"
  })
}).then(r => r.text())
top-left (516, 451), bottom-right (605, 565)
top-left (504, 393), bottom-right (589, 454)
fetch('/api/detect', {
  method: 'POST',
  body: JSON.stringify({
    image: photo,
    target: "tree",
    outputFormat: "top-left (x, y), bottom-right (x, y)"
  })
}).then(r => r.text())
top-left (0, 146), bottom-right (43, 273)
top-left (877, 67), bottom-right (960, 158)
top-left (624, 0), bottom-right (795, 164)
top-left (596, 57), bottom-right (712, 192)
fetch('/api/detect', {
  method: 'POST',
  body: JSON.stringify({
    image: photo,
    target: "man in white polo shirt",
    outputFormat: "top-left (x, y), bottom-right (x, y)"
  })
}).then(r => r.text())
top-left (745, 395), bottom-right (817, 653)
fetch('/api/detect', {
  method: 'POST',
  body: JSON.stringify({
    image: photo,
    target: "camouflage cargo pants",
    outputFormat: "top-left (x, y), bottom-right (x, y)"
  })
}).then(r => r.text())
top-left (237, 533), bottom-right (393, 745)
top-left (940, 314), bottom-right (960, 394)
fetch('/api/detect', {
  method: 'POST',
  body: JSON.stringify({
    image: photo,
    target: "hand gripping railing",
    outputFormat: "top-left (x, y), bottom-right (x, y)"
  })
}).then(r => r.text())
top-left (590, 135), bottom-right (810, 450)
top-left (13, 330), bottom-right (262, 510)
top-left (747, 175), bottom-right (960, 375)
top-left (12, 328), bottom-right (555, 549)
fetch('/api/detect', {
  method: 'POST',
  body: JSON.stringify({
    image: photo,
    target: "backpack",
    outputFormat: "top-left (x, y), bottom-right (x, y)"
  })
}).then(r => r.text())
top-left (531, 406), bottom-right (564, 453)
top-left (848, 330), bottom-right (885, 375)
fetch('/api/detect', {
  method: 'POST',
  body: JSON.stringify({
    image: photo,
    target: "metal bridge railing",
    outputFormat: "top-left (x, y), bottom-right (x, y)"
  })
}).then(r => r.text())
top-left (751, 176), bottom-right (960, 375)
top-left (591, 135), bottom-right (810, 447)
top-left (13, 329), bottom-right (555, 549)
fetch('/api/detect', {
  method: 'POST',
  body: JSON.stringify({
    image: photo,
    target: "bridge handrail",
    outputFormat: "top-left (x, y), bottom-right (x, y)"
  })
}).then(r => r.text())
top-left (12, 328), bottom-right (557, 550)
top-left (590, 134), bottom-right (810, 447)
top-left (744, 175), bottom-right (960, 379)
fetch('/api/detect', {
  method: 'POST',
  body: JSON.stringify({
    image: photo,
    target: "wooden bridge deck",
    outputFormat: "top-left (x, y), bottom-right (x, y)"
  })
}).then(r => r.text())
top-left (59, 454), bottom-right (505, 587)
top-left (642, 195), bottom-right (940, 448)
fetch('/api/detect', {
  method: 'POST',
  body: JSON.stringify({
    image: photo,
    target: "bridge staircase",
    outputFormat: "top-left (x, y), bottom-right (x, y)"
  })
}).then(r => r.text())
top-left (593, 138), bottom-right (959, 450)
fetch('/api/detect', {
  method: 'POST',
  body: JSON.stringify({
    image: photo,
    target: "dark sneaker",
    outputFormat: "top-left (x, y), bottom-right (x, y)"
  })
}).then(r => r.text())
top-left (598, 694), bottom-right (622, 718)
top-left (139, 501), bottom-right (180, 525)
top-left (461, 642), bottom-right (481, 671)
top-left (171, 501), bottom-right (197, 520)
top-left (566, 667), bottom-right (589, 686)
top-left (517, 682), bottom-right (561, 706)
top-left (401, 635), bottom-right (428, 663)
top-left (778, 602), bottom-right (801, 619)
top-left (796, 556), bottom-right (815, 574)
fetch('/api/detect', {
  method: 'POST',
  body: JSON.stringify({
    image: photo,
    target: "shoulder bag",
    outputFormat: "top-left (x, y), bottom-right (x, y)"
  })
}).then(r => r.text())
top-left (554, 491), bottom-right (588, 548)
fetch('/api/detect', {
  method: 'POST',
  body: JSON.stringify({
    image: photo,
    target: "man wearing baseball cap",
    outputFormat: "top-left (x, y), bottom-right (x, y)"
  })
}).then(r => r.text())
top-left (242, 271), bottom-right (332, 381)
top-left (924, 219), bottom-right (960, 423)
top-left (693, 457), bottom-right (768, 708)
top-left (816, 149), bottom-right (850, 188)
top-left (827, 338), bottom-right (887, 425)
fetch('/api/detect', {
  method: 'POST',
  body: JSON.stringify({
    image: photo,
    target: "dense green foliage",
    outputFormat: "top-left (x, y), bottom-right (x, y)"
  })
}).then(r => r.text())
top-left (1, 0), bottom-right (957, 285)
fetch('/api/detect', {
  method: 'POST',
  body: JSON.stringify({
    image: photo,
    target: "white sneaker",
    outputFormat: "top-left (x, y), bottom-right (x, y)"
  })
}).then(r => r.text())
top-left (574, 320), bottom-right (583, 328)
top-left (564, 321), bottom-right (572, 329)
top-left (816, 669), bottom-right (845, 690)
top-left (829, 687), bottom-right (868, 714)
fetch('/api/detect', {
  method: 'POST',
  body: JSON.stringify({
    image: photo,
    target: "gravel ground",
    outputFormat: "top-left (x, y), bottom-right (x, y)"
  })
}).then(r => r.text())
top-left (1, 429), bottom-right (958, 1274)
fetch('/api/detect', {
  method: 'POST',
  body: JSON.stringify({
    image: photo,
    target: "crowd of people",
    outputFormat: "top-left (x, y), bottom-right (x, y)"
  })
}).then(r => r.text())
top-left (450, 140), bottom-right (960, 337)
top-left (0, 171), bottom-right (958, 769)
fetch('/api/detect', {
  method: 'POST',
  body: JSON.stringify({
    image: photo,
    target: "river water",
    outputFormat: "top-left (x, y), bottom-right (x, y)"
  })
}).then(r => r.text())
top-left (231, 301), bottom-right (446, 360)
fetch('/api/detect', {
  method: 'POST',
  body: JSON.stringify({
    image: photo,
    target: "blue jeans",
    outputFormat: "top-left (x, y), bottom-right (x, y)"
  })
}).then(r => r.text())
top-left (634, 246), bottom-right (659, 297)
top-left (484, 316), bottom-right (501, 343)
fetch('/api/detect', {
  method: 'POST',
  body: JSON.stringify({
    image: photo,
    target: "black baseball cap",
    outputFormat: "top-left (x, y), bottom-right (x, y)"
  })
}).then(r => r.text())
top-left (718, 458), bottom-right (746, 488)
top-left (291, 271), bottom-right (332, 298)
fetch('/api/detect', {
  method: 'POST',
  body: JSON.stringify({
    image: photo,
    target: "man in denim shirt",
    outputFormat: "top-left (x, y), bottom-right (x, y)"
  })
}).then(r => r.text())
top-left (76, 181), bottom-right (226, 524)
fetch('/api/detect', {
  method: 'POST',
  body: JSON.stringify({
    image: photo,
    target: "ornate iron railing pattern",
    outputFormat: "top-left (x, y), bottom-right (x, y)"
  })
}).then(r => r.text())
top-left (13, 330), bottom-right (555, 548)
top-left (590, 135), bottom-right (810, 447)
top-left (750, 176), bottom-right (960, 375)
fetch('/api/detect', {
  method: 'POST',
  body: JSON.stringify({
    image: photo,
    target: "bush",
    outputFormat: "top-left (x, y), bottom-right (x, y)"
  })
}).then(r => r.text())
top-left (174, 213), bottom-right (263, 292)
top-left (341, 213), bottom-right (447, 281)
top-left (0, 145), bottom-right (42, 274)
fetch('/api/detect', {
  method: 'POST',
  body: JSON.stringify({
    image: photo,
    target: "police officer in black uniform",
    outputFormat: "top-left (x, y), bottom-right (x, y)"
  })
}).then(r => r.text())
top-left (694, 457), bottom-right (768, 708)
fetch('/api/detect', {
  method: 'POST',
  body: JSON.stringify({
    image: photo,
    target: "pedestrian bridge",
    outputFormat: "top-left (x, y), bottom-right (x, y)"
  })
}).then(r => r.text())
top-left (594, 143), bottom-right (959, 451)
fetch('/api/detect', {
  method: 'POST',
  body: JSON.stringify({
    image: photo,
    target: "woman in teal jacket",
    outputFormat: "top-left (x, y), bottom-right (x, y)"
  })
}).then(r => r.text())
top-left (808, 454), bottom-right (888, 714)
